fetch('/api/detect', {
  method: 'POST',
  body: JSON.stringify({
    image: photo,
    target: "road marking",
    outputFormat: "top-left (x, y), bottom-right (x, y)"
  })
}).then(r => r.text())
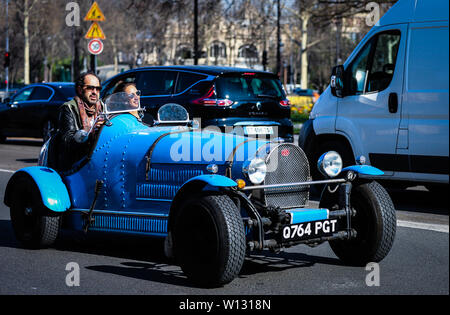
top-left (0, 169), bottom-right (15, 174)
top-left (397, 220), bottom-right (449, 234)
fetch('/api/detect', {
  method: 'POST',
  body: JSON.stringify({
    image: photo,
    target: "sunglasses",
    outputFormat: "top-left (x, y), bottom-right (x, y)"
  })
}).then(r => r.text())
top-left (83, 85), bottom-right (102, 92)
top-left (127, 90), bottom-right (142, 98)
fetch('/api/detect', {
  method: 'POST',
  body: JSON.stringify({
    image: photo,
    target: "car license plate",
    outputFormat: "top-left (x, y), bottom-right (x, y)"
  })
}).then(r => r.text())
top-left (244, 126), bottom-right (274, 135)
top-left (281, 219), bottom-right (338, 243)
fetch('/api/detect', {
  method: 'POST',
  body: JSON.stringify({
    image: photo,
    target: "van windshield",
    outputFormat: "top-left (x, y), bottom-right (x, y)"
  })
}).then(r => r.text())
top-left (215, 75), bottom-right (285, 100)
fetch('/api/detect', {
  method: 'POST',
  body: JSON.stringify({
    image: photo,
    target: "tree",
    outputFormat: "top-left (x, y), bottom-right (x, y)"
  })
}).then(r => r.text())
top-left (15, 0), bottom-right (38, 84)
top-left (284, 0), bottom-right (397, 90)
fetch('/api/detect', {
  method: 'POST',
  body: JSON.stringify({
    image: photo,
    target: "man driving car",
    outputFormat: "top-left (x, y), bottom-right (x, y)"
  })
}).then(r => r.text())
top-left (57, 71), bottom-right (104, 171)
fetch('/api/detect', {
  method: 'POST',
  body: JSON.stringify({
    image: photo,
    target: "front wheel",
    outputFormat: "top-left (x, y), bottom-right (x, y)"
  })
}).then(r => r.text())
top-left (321, 181), bottom-right (396, 266)
top-left (9, 176), bottom-right (61, 249)
top-left (173, 194), bottom-right (246, 287)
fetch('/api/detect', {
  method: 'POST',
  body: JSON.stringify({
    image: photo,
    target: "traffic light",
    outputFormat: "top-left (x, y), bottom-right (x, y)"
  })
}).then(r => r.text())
top-left (4, 52), bottom-right (10, 68)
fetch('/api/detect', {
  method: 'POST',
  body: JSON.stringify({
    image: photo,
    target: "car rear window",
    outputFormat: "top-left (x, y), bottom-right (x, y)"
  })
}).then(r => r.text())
top-left (215, 75), bottom-right (284, 100)
top-left (175, 72), bottom-right (207, 94)
top-left (29, 87), bottom-right (53, 100)
top-left (56, 86), bottom-right (76, 100)
top-left (136, 71), bottom-right (177, 96)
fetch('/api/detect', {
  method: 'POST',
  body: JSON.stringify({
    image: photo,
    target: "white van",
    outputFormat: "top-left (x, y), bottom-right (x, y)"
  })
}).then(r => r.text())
top-left (299, 0), bottom-right (449, 190)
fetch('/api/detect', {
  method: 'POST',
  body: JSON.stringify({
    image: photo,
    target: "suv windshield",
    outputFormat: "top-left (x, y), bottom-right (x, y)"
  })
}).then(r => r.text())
top-left (215, 75), bottom-right (284, 100)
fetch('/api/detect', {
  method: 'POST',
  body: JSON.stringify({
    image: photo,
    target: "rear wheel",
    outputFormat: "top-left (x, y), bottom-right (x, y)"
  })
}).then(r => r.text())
top-left (9, 176), bottom-right (61, 249)
top-left (321, 181), bottom-right (396, 266)
top-left (173, 194), bottom-right (246, 287)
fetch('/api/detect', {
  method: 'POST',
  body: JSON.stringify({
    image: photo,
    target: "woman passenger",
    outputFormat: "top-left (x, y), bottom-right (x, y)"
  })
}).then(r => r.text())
top-left (112, 82), bottom-right (142, 120)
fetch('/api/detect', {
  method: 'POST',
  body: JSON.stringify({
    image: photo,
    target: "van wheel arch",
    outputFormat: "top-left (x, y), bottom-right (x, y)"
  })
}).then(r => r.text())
top-left (309, 134), bottom-right (356, 179)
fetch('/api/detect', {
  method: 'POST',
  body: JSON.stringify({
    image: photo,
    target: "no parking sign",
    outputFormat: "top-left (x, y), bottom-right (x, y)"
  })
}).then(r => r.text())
top-left (88, 39), bottom-right (104, 55)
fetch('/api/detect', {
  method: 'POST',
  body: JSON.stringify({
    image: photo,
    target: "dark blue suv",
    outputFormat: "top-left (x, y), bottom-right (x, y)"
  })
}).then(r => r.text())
top-left (101, 66), bottom-right (294, 142)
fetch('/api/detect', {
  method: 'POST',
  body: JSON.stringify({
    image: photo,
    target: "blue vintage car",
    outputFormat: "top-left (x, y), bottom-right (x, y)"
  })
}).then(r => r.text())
top-left (4, 92), bottom-right (396, 287)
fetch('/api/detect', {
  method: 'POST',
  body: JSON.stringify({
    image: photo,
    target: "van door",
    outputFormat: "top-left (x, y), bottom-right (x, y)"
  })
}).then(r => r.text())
top-left (336, 25), bottom-right (407, 176)
top-left (403, 21), bottom-right (449, 181)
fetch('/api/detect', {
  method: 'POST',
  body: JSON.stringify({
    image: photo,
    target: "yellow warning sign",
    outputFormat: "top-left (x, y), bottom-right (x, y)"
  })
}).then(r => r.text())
top-left (85, 22), bottom-right (106, 40)
top-left (84, 2), bottom-right (106, 22)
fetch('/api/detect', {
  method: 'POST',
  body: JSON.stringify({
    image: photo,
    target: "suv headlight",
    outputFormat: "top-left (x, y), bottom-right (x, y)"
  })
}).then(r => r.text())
top-left (243, 158), bottom-right (267, 184)
top-left (318, 151), bottom-right (343, 178)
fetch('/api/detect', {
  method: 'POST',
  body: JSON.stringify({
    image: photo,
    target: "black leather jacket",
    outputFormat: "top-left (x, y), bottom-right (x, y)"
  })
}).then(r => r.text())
top-left (56, 99), bottom-right (94, 171)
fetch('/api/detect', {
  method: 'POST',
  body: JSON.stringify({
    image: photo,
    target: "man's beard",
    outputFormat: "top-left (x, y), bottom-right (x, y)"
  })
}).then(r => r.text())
top-left (83, 96), bottom-right (98, 107)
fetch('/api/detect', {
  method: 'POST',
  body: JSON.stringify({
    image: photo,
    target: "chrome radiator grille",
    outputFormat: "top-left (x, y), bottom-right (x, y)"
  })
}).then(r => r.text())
top-left (262, 144), bottom-right (310, 209)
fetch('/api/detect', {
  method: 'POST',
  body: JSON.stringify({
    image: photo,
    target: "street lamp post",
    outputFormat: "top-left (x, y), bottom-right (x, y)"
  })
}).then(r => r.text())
top-left (5, 0), bottom-right (10, 94)
top-left (194, 0), bottom-right (199, 65)
top-left (276, 0), bottom-right (281, 77)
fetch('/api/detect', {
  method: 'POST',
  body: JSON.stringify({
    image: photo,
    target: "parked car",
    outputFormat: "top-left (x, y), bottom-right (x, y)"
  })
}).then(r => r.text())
top-left (0, 82), bottom-right (76, 143)
top-left (4, 93), bottom-right (396, 287)
top-left (293, 88), bottom-right (320, 103)
top-left (289, 89), bottom-right (320, 116)
top-left (101, 66), bottom-right (294, 142)
top-left (299, 0), bottom-right (449, 191)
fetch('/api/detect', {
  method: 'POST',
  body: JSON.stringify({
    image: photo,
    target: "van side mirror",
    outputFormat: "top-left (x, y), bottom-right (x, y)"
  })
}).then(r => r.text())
top-left (330, 65), bottom-right (345, 98)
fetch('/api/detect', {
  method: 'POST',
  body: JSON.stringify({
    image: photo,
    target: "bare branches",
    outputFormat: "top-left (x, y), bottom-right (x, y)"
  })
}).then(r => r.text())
top-left (0, 0), bottom-right (397, 87)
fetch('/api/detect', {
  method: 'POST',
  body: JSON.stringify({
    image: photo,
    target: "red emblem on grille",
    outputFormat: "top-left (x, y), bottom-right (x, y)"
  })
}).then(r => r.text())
top-left (281, 149), bottom-right (290, 157)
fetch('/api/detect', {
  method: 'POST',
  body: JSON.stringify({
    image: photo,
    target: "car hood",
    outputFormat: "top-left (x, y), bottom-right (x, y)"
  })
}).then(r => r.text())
top-left (96, 114), bottom-right (268, 166)
top-left (65, 114), bottom-right (270, 210)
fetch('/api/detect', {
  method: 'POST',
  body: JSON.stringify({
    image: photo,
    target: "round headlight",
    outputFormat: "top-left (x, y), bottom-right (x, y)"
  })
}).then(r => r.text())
top-left (318, 151), bottom-right (343, 178)
top-left (243, 158), bottom-right (267, 184)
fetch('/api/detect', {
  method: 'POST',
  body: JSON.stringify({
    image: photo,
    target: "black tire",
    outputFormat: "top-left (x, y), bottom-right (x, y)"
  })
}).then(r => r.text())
top-left (173, 194), bottom-right (246, 287)
top-left (9, 176), bottom-right (61, 249)
top-left (320, 181), bottom-right (396, 266)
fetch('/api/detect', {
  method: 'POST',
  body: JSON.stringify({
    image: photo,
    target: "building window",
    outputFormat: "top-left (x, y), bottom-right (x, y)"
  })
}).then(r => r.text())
top-left (175, 45), bottom-right (194, 64)
top-left (238, 44), bottom-right (259, 60)
top-left (210, 41), bottom-right (227, 59)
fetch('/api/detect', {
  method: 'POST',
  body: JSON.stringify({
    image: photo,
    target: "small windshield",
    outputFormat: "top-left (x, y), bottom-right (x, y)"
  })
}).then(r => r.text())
top-left (104, 92), bottom-right (141, 114)
top-left (158, 103), bottom-right (189, 122)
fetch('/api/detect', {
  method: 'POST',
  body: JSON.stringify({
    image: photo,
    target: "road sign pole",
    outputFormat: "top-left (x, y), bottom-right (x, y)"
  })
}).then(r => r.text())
top-left (90, 55), bottom-right (96, 74)
top-left (84, 1), bottom-right (106, 75)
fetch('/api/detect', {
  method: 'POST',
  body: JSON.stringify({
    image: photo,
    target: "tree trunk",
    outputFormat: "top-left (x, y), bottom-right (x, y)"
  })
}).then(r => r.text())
top-left (73, 28), bottom-right (82, 80)
top-left (24, 0), bottom-right (30, 84)
top-left (335, 18), bottom-right (342, 65)
top-left (300, 13), bottom-right (310, 89)
top-left (112, 36), bottom-right (119, 74)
